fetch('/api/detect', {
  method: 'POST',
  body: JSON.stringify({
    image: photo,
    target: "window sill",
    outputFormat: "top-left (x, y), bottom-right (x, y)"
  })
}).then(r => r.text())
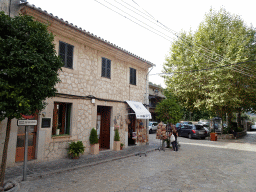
top-left (52, 134), bottom-right (71, 139)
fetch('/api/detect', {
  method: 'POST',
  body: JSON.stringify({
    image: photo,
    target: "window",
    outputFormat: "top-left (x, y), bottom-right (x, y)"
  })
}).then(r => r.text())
top-left (52, 102), bottom-right (72, 136)
top-left (130, 67), bottom-right (136, 85)
top-left (101, 57), bottom-right (111, 78)
top-left (59, 41), bottom-right (74, 69)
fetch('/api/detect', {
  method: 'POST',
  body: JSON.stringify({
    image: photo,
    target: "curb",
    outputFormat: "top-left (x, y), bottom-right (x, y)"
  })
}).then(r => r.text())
top-left (15, 148), bottom-right (156, 183)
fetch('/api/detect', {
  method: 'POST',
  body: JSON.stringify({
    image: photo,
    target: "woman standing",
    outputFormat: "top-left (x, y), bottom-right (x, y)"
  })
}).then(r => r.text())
top-left (172, 128), bottom-right (178, 151)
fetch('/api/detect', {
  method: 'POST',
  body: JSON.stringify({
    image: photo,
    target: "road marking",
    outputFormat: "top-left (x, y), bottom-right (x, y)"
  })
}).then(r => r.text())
top-left (179, 141), bottom-right (256, 152)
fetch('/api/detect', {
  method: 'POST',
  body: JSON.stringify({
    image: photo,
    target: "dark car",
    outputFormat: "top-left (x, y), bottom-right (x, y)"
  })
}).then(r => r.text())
top-left (182, 121), bottom-right (193, 125)
top-left (179, 124), bottom-right (207, 139)
top-left (175, 123), bottom-right (183, 132)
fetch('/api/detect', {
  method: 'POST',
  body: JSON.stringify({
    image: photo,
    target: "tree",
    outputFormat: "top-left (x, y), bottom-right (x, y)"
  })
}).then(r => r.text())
top-left (164, 8), bottom-right (256, 127)
top-left (0, 12), bottom-right (63, 187)
top-left (155, 91), bottom-right (183, 124)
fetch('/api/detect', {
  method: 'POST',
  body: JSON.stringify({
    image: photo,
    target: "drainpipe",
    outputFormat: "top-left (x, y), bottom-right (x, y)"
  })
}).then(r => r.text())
top-left (145, 66), bottom-right (154, 145)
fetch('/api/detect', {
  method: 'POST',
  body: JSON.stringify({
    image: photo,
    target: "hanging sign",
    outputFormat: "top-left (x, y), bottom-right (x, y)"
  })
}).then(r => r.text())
top-left (17, 120), bottom-right (37, 126)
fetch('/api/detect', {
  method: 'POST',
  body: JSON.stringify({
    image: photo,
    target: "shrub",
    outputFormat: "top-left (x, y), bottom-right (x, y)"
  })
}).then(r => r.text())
top-left (68, 141), bottom-right (85, 158)
top-left (114, 129), bottom-right (120, 141)
top-left (89, 128), bottom-right (99, 145)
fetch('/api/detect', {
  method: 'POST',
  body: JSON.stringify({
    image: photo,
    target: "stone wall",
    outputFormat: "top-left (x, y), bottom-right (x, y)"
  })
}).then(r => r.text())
top-left (217, 131), bottom-right (247, 140)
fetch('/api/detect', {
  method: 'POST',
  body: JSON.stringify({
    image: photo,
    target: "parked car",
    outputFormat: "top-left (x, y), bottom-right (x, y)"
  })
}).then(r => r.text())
top-left (149, 121), bottom-right (158, 133)
top-left (251, 124), bottom-right (256, 131)
top-left (198, 121), bottom-right (210, 136)
top-left (179, 124), bottom-right (207, 139)
top-left (176, 123), bottom-right (184, 134)
top-left (182, 121), bottom-right (193, 125)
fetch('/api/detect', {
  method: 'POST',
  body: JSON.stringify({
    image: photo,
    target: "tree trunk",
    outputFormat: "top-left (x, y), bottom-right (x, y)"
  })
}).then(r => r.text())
top-left (237, 110), bottom-right (242, 128)
top-left (227, 109), bottom-right (233, 128)
top-left (0, 117), bottom-right (12, 189)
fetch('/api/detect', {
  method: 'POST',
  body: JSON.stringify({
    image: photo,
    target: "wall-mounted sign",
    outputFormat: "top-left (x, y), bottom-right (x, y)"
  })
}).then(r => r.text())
top-left (17, 120), bottom-right (37, 126)
top-left (41, 118), bottom-right (51, 128)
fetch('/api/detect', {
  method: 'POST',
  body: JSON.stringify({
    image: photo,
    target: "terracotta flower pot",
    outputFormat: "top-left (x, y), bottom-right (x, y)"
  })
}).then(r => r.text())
top-left (113, 141), bottom-right (120, 151)
top-left (90, 143), bottom-right (99, 155)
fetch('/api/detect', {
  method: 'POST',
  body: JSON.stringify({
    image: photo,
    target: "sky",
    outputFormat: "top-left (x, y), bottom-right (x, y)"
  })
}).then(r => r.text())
top-left (27, 0), bottom-right (256, 88)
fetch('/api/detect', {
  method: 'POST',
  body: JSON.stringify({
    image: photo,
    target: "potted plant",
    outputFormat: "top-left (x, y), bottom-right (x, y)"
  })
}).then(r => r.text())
top-left (89, 128), bottom-right (99, 155)
top-left (56, 128), bottom-right (60, 135)
top-left (67, 141), bottom-right (85, 159)
top-left (120, 143), bottom-right (124, 150)
top-left (113, 129), bottom-right (120, 151)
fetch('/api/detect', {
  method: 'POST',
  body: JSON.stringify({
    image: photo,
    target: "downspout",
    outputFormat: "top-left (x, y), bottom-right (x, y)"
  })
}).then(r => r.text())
top-left (9, 0), bottom-right (12, 16)
top-left (145, 66), bottom-right (154, 145)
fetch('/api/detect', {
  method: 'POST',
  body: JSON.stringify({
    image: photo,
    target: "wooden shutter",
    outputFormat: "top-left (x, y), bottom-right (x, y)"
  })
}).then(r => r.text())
top-left (107, 59), bottom-right (111, 78)
top-left (102, 58), bottom-right (111, 78)
top-left (66, 44), bottom-right (74, 69)
top-left (59, 41), bottom-right (66, 66)
top-left (130, 68), bottom-right (136, 85)
top-left (133, 68), bottom-right (136, 85)
top-left (102, 58), bottom-right (106, 77)
top-left (59, 41), bottom-right (73, 69)
top-left (130, 68), bottom-right (133, 84)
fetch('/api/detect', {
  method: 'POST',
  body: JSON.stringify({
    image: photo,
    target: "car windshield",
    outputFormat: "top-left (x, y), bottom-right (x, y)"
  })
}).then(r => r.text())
top-left (195, 125), bottom-right (205, 130)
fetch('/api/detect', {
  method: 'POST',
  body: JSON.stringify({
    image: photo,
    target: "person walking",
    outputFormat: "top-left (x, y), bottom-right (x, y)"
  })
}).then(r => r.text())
top-left (172, 128), bottom-right (178, 151)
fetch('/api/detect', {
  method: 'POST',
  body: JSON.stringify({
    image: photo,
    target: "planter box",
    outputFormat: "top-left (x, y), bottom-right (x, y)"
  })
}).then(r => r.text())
top-left (90, 143), bottom-right (99, 155)
top-left (210, 133), bottom-right (217, 141)
top-left (113, 141), bottom-right (120, 151)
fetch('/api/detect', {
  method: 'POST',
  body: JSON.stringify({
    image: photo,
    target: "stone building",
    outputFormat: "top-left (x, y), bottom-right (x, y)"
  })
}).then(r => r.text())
top-left (0, 2), bottom-right (154, 167)
top-left (148, 83), bottom-right (165, 122)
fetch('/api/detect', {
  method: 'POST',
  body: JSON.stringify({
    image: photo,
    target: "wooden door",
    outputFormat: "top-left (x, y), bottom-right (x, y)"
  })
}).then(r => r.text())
top-left (15, 115), bottom-right (37, 162)
top-left (99, 106), bottom-right (111, 149)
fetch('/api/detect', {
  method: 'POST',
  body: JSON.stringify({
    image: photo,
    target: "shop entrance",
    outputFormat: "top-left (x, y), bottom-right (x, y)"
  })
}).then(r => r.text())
top-left (97, 106), bottom-right (111, 149)
top-left (128, 108), bottom-right (136, 146)
top-left (15, 115), bottom-right (38, 162)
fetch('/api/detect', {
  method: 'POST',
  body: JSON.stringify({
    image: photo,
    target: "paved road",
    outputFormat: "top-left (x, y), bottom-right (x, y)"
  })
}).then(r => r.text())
top-left (19, 133), bottom-right (256, 191)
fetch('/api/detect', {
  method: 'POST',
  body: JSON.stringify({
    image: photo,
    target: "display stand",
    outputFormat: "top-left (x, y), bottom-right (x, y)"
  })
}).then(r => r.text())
top-left (135, 120), bottom-right (148, 157)
top-left (155, 135), bottom-right (165, 151)
top-left (155, 122), bottom-right (167, 152)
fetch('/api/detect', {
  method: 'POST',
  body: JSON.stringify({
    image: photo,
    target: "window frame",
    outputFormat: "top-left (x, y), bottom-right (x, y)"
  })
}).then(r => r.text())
top-left (52, 102), bottom-right (72, 136)
top-left (130, 67), bottom-right (136, 85)
top-left (59, 41), bottom-right (74, 69)
top-left (101, 57), bottom-right (111, 79)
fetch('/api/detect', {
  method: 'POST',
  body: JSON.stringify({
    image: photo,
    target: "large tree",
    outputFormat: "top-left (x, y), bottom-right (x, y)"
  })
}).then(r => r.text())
top-left (164, 8), bottom-right (256, 126)
top-left (0, 12), bottom-right (63, 188)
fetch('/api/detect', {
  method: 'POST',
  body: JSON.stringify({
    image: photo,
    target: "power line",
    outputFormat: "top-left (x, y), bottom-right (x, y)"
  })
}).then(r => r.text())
top-left (123, 1), bottom-right (256, 76)
top-left (149, 60), bottom-right (256, 76)
top-left (94, 0), bottom-right (256, 78)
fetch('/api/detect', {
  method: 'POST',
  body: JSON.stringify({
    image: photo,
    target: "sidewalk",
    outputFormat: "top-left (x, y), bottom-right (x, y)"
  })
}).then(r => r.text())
top-left (5, 144), bottom-right (158, 183)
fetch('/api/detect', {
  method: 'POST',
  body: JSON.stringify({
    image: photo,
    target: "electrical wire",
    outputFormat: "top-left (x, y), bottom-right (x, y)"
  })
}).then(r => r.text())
top-left (94, 0), bottom-right (256, 78)
top-left (125, 0), bottom-right (256, 76)
top-left (149, 60), bottom-right (256, 76)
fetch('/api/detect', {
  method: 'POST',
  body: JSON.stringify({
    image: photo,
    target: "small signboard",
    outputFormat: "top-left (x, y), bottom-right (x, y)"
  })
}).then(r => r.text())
top-left (17, 120), bottom-right (37, 126)
top-left (41, 118), bottom-right (51, 128)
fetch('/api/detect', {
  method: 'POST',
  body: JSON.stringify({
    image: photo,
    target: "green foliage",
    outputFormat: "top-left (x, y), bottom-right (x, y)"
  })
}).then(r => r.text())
top-left (89, 128), bottom-right (99, 144)
top-left (67, 141), bottom-right (85, 158)
top-left (120, 143), bottom-right (124, 147)
top-left (182, 108), bottom-right (212, 121)
top-left (114, 129), bottom-right (120, 141)
top-left (0, 12), bottom-right (63, 120)
top-left (155, 91), bottom-right (183, 124)
top-left (241, 113), bottom-right (250, 120)
top-left (164, 8), bottom-right (256, 119)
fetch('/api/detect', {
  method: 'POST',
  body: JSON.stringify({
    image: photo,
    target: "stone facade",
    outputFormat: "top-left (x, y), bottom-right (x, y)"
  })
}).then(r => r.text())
top-left (0, 3), bottom-right (154, 167)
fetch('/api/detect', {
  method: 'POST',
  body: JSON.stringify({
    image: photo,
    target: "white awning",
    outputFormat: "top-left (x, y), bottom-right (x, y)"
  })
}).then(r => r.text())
top-left (126, 101), bottom-right (152, 119)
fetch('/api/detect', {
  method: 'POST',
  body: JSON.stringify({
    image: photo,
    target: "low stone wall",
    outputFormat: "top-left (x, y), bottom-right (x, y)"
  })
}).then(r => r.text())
top-left (217, 131), bottom-right (247, 140)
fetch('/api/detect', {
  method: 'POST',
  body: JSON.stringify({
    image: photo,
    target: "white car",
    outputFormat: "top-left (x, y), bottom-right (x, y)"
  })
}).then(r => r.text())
top-left (251, 125), bottom-right (256, 131)
top-left (149, 121), bottom-right (158, 133)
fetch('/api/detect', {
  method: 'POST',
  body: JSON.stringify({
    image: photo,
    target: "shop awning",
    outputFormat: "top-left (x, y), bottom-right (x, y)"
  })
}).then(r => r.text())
top-left (126, 101), bottom-right (152, 119)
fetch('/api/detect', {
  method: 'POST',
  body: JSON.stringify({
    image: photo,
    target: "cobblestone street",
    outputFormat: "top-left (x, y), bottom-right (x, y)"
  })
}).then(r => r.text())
top-left (17, 132), bottom-right (256, 191)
